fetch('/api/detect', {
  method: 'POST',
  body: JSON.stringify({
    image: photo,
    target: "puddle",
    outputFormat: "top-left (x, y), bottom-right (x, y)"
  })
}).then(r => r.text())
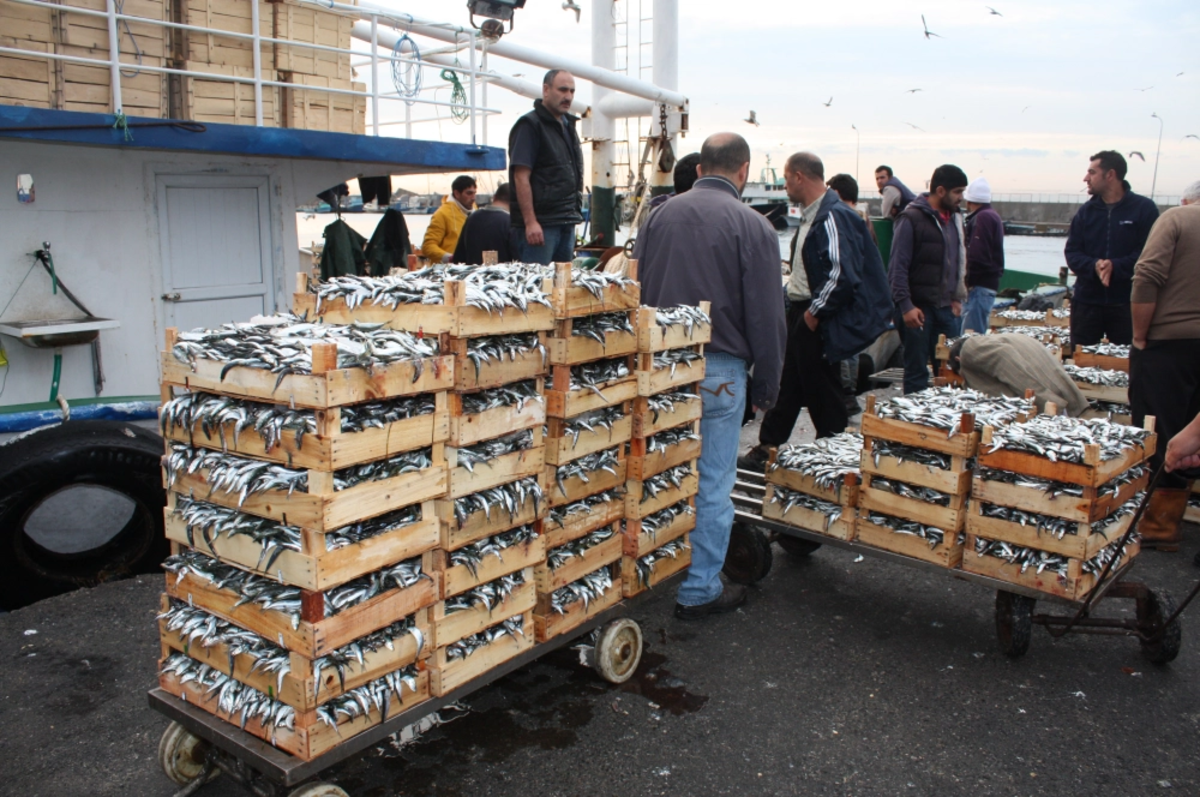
top-left (619, 651), bottom-right (708, 715)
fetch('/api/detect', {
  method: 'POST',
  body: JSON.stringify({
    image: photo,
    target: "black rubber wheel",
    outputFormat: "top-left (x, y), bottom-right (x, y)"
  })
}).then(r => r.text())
top-left (1138, 588), bottom-right (1182, 665)
top-left (722, 522), bottom-right (773, 585)
top-left (0, 421), bottom-right (168, 610)
top-left (776, 534), bottom-right (822, 558)
top-left (995, 590), bottom-right (1035, 658)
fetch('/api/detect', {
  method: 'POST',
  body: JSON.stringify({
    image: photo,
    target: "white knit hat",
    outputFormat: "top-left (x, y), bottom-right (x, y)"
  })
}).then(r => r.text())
top-left (964, 177), bottom-right (991, 203)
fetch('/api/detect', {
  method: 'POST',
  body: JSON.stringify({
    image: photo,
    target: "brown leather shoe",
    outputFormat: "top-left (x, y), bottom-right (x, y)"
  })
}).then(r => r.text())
top-left (1137, 488), bottom-right (1189, 552)
top-left (674, 584), bottom-right (747, 620)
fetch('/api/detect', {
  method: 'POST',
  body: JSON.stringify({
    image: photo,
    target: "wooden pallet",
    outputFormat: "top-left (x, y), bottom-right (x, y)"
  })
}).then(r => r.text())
top-left (429, 612), bottom-right (536, 697)
top-left (273, 0), bottom-right (352, 80)
top-left (978, 420), bottom-right (1156, 488)
top-left (761, 485), bottom-right (856, 541)
top-left (543, 497), bottom-right (625, 550)
top-left (861, 395), bottom-right (981, 458)
top-left (636, 350), bottom-right (706, 397)
top-left (621, 537), bottom-right (692, 598)
top-left (545, 457), bottom-right (627, 508)
top-left (533, 564), bottom-right (623, 642)
top-left (631, 391), bottom-right (702, 439)
top-left (965, 504), bottom-right (1135, 560)
top-left (545, 407), bottom-right (633, 466)
top-left (635, 303), bottom-right (713, 353)
top-left (857, 473), bottom-right (968, 532)
top-left (970, 468), bottom-right (1148, 525)
top-left (859, 439), bottom-right (973, 494)
top-left (547, 312), bottom-right (638, 365)
top-left (627, 428), bottom-right (702, 481)
top-left (963, 535), bottom-right (1139, 601)
top-left (433, 536), bottom-right (545, 599)
top-left (1071, 380), bottom-right (1129, 405)
top-left (624, 463), bottom-right (699, 520)
top-left (280, 72), bottom-right (365, 134)
top-left (622, 500), bottom-right (694, 557)
top-left (545, 356), bottom-right (639, 418)
top-left (430, 572), bottom-right (537, 649)
top-left (448, 379), bottom-right (544, 448)
top-left (550, 260), bottom-right (640, 319)
top-left (449, 333), bottom-right (549, 391)
top-left (854, 518), bottom-right (964, 568)
top-left (164, 554), bottom-right (438, 658)
top-left (1073, 347), bottom-right (1129, 373)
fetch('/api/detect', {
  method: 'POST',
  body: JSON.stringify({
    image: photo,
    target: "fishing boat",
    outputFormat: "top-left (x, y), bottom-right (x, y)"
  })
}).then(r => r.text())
top-left (741, 157), bottom-right (794, 230)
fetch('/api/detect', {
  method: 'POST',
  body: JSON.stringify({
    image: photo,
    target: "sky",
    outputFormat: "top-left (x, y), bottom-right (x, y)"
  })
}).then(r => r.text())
top-left (363, 0), bottom-right (1200, 199)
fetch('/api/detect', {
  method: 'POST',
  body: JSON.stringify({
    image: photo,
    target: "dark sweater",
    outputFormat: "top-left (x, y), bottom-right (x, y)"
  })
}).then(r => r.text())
top-left (452, 206), bottom-right (517, 265)
top-left (1064, 184), bottom-right (1159, 305)
top-left (965, 204), bottom-right (1005, 291)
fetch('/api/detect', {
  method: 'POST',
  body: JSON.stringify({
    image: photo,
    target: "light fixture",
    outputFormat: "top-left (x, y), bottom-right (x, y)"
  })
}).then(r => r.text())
top-left (467, 0), bottom-right (526, 38)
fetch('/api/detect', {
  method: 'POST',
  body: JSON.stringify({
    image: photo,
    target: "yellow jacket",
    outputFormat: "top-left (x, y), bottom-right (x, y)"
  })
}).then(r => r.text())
top-left (421, 199), bottom-right (470, 262)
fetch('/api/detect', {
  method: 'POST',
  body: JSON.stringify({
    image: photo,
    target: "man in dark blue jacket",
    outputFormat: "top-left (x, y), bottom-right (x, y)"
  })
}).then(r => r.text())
top-left (1064, 150), bottom-right (1159, 346)
top-left (452, 182), bottom-right (519, 265)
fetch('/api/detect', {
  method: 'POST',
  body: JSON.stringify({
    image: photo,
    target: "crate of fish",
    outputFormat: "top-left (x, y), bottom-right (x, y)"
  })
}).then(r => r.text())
top-left (548, 310), bottom-right (639, 365)
top-left (763, 485), bottom-right (857, 541)
top-left (545, 446), bottom-right (628, 508)
top-left (625, 461), bottom-right (699, 520)
top-left (977, 414), bottom-right (1156, 488)
top-left (534, 562), bottom-right (623, 642)
top-left (971, 462), bottom-right (1149, 527)
top-left (963, 533), bottom-right (1141, 601)
top-left (545, 355), bottom-right (640, 418)
top-left (448, 378), bottom-right (545, 448)
top-left (160, 389), bottom-right (450, 471)
top-left (766, 433), bottom-right (862, 506)
top-left (543, 488), bottom-right (626, 550)
top-left (627, 424), bottom-right (702, 481)
top-left (430, 568), bottom-right (537, 649)
top-left (448, 332), bottom-right (549, 391)
top-left (857, 472), bottom-right (968, 533)
top-left (535, 524), bottom-right (624, 595)
top-left (1073, 343), bottom-right (1130, 373)
top-left (162, 550), bottom-right (438, 658)
top-left (636, 346), bottom-right (706, 397)
top-left (967, 489), bottom-right (1144, 561)
top-left (1062, 363), bottom-right (1129, 405)
top-left (1084, 399), bottom-right (1133, 426)
top-left (549, 260), bottom-right (640, 319)
top-left (636, 303), bottom-right (713, 353)
top-left (545, 402), bottom-right (634, 466)
top-left (621, 536), bottom-right (691, 598)
top-left (991, 307), bottom-right (1070, 328)
top-left (158, 595), bottom-right (430, 713)
top-left (861, 389), bottom-right (1031, 460)
top-left (429, 612), bottom-right (535, 696)
top-left (433, 524), bottom-right (545, 600)
top-left (622, 497), bottom-right (695, 557)
top-left (163, 494), bottom-right (440, 592)
top-left (446, 427), bottom-right (545, 498)
top-left (631, 388), bottom-right (703, 439)
top-left (163, 441), bottom-right (448, 533)
top-left (162, 321), bottom-right (454, 410)
top-left (437, 476), bottom-right (546, 551)
top-left (860, 438), bottom-right (974, 496)
top-left (855, 511), bottom-right (964, 567)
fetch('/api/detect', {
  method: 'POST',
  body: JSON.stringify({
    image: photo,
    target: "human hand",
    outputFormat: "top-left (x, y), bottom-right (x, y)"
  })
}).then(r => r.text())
top-left (525, 222), bottom-right (545, 246)
top-left (1166, 422), bottom-right (1200, 471)
top-left (441, 253), bottom-right (453, 264)
top-left (903, 307), bottom-right (925, 329)
top-left (804, 310), bottom-right (818, 331)
top-left (1096, 259), bottom-right (1113, 286)
top-left (951, 300), bottom-right (962, 318)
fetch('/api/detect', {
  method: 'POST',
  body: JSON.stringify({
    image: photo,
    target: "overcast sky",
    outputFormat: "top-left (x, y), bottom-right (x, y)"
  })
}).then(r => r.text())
top-left (374, 0), bottom-right (1199, 198)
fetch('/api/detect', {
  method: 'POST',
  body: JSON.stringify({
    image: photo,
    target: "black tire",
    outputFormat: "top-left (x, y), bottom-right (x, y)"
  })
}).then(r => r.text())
top-left (723, 522), bottom-right (773, 585)
top-left (995, 590), bottom-right (1035, 658)
top-left (1139, 588), bottom-right (1182, 665)
top-left (0, 420), bottom-right (168, 610)
top-left (776, 534), bottom-right (822, 558)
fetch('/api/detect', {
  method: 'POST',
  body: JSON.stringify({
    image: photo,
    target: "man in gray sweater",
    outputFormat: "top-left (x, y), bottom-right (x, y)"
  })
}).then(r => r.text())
top-left (634, 133), bottom-right (786, 619)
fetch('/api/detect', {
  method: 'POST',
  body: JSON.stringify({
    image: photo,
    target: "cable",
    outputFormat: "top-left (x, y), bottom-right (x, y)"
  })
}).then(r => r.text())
top-left (391, 32), bottom-right (422, 103)
top-left (0, 261), bottom-right (38, 321)
top-left (440, 68), bottom-right (468, 124)
top-left (113, 0), bottom-right (144, 79)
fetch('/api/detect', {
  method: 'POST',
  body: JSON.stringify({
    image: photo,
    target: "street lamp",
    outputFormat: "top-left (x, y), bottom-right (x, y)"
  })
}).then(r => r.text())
top-left (1150, 112), bottom-right (1163, 202)
top-left (851, 124), bottom-right (860, 188)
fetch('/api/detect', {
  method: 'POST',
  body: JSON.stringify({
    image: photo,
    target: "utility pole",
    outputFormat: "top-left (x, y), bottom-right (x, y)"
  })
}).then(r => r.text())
top-left (1150, 112), bottom-right (1163, 202)
top-left (852, 124), bottom-right (860, 189)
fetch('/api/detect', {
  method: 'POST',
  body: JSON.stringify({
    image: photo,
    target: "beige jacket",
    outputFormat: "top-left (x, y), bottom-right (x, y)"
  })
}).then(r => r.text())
top-left (1131, 204), bottom-right (1200, 340)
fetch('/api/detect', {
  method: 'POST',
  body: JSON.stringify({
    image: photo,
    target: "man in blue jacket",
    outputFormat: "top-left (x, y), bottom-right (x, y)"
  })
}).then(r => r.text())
top-left (962, 177), bottom-right (1005, 333)
top-left (1064, 151), bottom-right (1159, 346)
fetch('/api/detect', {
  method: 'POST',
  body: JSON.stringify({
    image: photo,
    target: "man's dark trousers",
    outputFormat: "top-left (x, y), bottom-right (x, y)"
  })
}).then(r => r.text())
top-left (899, 304), bottom-right (959, 394)
top-left (1131, 339), bottom-right (1200, 489)
top-left (758, 300), bottom-right (848, 443)
top-left (1071, 301), bottom-right (1133, 347)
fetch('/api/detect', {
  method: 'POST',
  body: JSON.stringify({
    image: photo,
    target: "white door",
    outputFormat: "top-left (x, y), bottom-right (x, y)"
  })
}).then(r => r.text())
top-left (157, 174), bottom-right (275, 332)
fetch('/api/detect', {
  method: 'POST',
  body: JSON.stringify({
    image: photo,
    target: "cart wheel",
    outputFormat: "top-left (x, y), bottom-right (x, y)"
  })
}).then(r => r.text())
top-left (593, 618), bottom-right (643, 684)
top-left (1138, 588), bottom-right (1182, 665)
top-left (288, 783), bottom-right (350, 797)
top-left (723, 522), bottom-right (773, 585)
top-left (995, 590), bottom-right (1035, 658)
top-left (776, 534), bottom-right (822, 558)
top-left (157, 721), bottom-right (215, 787)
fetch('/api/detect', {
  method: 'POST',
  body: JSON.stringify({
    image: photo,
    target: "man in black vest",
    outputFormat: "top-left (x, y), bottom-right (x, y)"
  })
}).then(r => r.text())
top-left (508, 69), bottom-right (585, 264)
top-left (888, 164), bottom-right (969, 394)
top-left (875, 165), bottom-right (916, 218)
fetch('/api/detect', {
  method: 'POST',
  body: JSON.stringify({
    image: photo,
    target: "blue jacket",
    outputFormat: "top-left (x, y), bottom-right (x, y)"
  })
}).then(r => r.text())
top-left (1064, 184), bottom-right (1159, 305)
top-left (800, 190), bottom-right (895, 362)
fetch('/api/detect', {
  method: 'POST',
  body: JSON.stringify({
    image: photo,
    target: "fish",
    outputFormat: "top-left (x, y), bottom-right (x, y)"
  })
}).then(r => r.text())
top-left (653, 305), bottom-right (711, 340)
top-left (874, 386), bottom-right (1032, 436)
top-left (444, 615), bottom-right (527, 660)
top-left (770, 432), bottom-right (862, 489)
top-left (547, 564), bottom-right (616, 614)
top-left (1062, 364), bottom-right (1130, 388)
top-left (986, 415), bottom-right (1150, 463)
top-left (635, 538), bottom-right (691, 587)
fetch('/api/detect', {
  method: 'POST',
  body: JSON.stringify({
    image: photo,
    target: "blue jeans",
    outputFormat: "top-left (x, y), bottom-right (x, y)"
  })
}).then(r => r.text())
top-left (961, 286), bottom-right (996, 334)
top-left (679, 353), bottom-right (748, 606)
top-left (899, 304), bottom-right (960, 394)
top-left (517, 223), bottom-right (576, 264)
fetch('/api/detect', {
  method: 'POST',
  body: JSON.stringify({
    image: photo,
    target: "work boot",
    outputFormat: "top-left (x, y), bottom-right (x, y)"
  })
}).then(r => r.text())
top-left (1137, 488), bottom-right (1189, 552)
top-left (674, 584), bottom-right (747, 620)
top-left (737, 444), bottom-right (771, 472)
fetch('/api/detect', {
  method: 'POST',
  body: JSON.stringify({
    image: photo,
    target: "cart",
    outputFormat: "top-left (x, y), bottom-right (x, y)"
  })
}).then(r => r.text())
top-left (150, 579), bottom-right (672, 796)
top-left (725, 467), bottom-right (1182, 664)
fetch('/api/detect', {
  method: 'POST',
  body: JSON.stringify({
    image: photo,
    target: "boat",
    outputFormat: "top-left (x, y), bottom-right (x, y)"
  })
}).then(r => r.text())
top-left (741, 157), bottom-right (796, 230)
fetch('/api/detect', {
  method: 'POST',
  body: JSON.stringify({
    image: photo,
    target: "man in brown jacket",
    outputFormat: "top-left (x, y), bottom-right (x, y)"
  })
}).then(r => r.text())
top-left (1129, 180), bottom-right (1200, 551)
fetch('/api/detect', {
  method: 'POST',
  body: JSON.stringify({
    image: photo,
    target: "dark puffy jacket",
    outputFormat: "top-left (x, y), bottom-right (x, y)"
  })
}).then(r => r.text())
top-left (1064, 184), bottom-right (1159, 305)
top-left (800, 190), bottom-right (895, 362)
top-left (889, 193), bottom-right (966, 312)
top-left (965, 204), bottom-right (1005, 291)
top-left (508, 100), bottom-right (584, 228)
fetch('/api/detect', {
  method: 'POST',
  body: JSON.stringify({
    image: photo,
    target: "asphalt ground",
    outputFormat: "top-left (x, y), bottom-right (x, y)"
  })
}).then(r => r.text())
top-left (3, 405), bottom-right (1199, 797)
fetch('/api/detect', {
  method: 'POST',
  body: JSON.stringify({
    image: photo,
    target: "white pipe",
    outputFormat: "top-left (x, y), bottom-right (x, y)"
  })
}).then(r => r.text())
top-left (468, 30), bottom-right (477, 145)
top-left (370, 15), bottom-right (380, 136)
top-left (595, 93), bottom-right (654, 119)
top-left (252, 0), bottom-right (263, 126)
top-left (590, 0), bottom-right (616, 191)
top-left (104, 0), bottom-right (123, 113)
top-left (651, 0), bottom-right (679, 188)
top-left (481, 39), bottom-right (488, 146)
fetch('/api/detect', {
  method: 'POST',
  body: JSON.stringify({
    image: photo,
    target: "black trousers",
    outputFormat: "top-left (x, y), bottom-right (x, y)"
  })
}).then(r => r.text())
top-left (1130, 338), bottom-right (1200, 489)
top-left (1070, 301), bottom-right (1132, 347)
top-left (758, 300), bottom-right (848, 444)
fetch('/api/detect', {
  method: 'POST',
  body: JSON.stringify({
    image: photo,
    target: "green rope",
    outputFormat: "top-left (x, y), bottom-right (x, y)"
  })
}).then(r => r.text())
top-left (440, 68), bottom-right (468, 124)
top-left (112, 110), bottom-right (133, 142)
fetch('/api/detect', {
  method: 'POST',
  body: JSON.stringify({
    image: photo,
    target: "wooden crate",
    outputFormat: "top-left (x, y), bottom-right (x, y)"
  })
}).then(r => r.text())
top-left (56, 48), bottom-right (168, 116)
top-left (164, 554), bottom-right (438, 658)
top-left (636, 303), bottom-right (713, 353)
top-left (970, 469), bottom-right (1148, 525)
top-left (1071, 380), bottom-right (1129, 405)
top-left (545, 367), bottom-right (639, 419)
top-left (624, 462), bottom-right (699, 520)
top-left (861, 395), bottom-right (980, 458)
top-left (978, 421), bottom-right (1155, 488)
top-left (548, 312), bottom-right (638, 365)
top-left (448, 332), bottom-right (549, 391)
top-left (550, 260), bottom-right (640, 319)
top-left (636, 350), bottom-right (706, 397)
top-left (181, 0), bottom-right (273, 70)
top-left (430, 572), bottom-right (536, 648)
top-left (273, 0), bottom-right (351, 80)
top-left (860, 438), bottom-right (973, 495)
top-left (622, 500), bottom-right (694, 557)
top-left (0, 38), bottom-right (55, 109)
top-left (965, 504), bottom-right (1135, 560)
top-left (162, 330), bottom-right (454, 409)
top-left (535, 533), bottom-right (623, 594)
top-left (448, 379), bottom-right (544, 448)
top-left (436, 480), bottom-right (545, 551)
top-left (545, 406), bottom-right (632, 466)
top-left (621, 536), bottom-right (691, 598)
top-left (627, 427), bottom-right (701, 481)
top-left (545, 457), bottom-right (627, 508)
top-left (446, 432), bottom-right (544, 499)
top-left (543, 497), bottom-right (625, 550)
top-left (434, 536), bottom-right (545, 599)
top-left (293, 273), bottom-right (458, 335)
top-left (178, 60), bottom-right (280, 126)
top-left (281, 72), bottom-right (365, 134)
top-left (429, 611), bottom-right (535, 697)
top-left (164, 496), bottom-right (440, 592)
top-left (158, 595), bottom-right (429, 712)
top-left (857, 473), bottom-right (968, 532)
top-left (991, 309), bottom-right (1066, 328)
top-left (1073, 347), bottom-right (1129, 373)
top-left (533, 564), bottom-right (622, 642)
top-left (963, 535), bottom-right (1139, 601)
top-left (854, 517), bottom-right (963, 568)
top-left (761, 485), bottom-right (855, 541)
top-left (631, 391), bottom-right (702, 439)
top-left (765, 451), bottom-right (859, 506)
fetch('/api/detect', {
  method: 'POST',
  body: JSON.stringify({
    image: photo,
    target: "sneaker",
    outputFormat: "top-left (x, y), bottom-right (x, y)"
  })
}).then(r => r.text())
top-left (674, 584), bottom-right (747, 620)
top-left (737, 444), bottom-right (771, 472)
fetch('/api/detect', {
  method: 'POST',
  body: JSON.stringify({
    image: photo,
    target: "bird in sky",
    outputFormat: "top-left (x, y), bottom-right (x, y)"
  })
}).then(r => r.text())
top-left (986, 6), bottom-right (1003, 16)
top-left (921, 15), bottom-right (942, 39)
top-left (745, 110), bottom-right (760, 127)
top-left (1185, 134), bottom-right (1199, 140)
top-left (1177, 72), bottom-right (1185, 77)
top-left (905, 122), bottom-right (926, 132)
top-left (1128, 151), bottom-right (1146, 162)
top-left (906, 88), bottom-right (923, 94)
top-left (1021, 106), bottom-right (1031, 113)
top-left (562, 1), bottom-right (582, 22)
top-left (1135, 86), bottom-right (1154, 92)
top-left (823, 97), bottom-right (833, 107)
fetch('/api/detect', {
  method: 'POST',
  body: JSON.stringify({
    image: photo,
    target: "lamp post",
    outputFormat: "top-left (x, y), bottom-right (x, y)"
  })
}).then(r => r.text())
top-left (851, 124), bottom-right (860, 188)
top-left (1150, 112), bottom-right (1163, 202)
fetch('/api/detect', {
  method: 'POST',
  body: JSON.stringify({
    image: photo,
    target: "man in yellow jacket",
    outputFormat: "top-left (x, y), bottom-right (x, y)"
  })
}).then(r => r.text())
top-left (422, 175), bottom-right (477, 263)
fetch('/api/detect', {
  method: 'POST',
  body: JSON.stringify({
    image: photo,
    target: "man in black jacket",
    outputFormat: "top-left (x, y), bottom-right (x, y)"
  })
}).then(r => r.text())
top-left (1064, 150), bottom-right (1159, 346)
top-left (508, 70), bottom-right (584, 264)
top-left (452, 183), bottom-right (518, 265)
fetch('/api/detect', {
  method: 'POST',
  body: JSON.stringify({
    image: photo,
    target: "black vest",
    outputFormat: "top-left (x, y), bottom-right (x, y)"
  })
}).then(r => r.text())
top-left (899, 203), bottom-right (950, 307)
top-left (508, 100), bottom-right (584, 228)
top-left (883, 176), bottom-right (916, 212)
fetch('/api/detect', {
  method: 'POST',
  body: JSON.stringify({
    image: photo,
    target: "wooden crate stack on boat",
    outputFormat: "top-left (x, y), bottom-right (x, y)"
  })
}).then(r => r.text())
top-left (762, 433), bottom-right (861, 542)
top-left (965, 413), bottom-right (1156, 600)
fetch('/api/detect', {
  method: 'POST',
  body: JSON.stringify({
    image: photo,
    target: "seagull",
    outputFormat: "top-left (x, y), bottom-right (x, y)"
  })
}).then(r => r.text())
top-left (1177, 72), bottom-right (1185, 77)
top-left (1021, 105), bottom-right (1031, 113)
top-left (823, 97), bottom-right (833, 107)
top-left (745, 110), bottom-right (760, 127)
top-left (906, 88), bottom-right (923, 94)
top-left (1128, 151), bottom-right (1145, 162)
top-left (562, 0), bottom-right (581, 22)
top-left (986, 6), bottom-right (1002, 16)
top-left (905, 122), bottom-right (926, 132)
top-left (922, 15), bottom-right (942, 39)
top-left (1135, 85), bottom-right (1154, 92)
top-left (1185, 134), bottom-right (1199, 140)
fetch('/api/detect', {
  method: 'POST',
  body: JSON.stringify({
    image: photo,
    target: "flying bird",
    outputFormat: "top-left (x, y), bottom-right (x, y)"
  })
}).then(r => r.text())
top-left (1128, 151), bottom-right (1145, 162)
top-left (1135, 85), bottom-right (1154, 92)
top-left (562, 0), bottom-right (581, 22)
top-left (986, 6), bottom-right (1003, 16)
top-left (745, 110), bottom-right (760, 127)
top-left (1021, 106), bottom-right (1031, 113)
top-left (1185, 134), bottom-right (1199, 140)
top-left (905, 122), bottom-right (926, 132)
top-left (906, 88), bottom-right (923, 94)
top-left (823, 97), bottom-right (833, 107)
top-left (1177, 72), bottom-right (1185, 77)
top-left (921, 15), bottom-right (942, 39)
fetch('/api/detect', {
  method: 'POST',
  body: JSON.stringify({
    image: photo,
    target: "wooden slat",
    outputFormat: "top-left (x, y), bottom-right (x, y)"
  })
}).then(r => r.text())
top-left (624, 466), bottom-right (699, 520)
top-left (636, 303), bottom-right (713, 352)
top-left (542, 498), bottom-right (625, 549)
top-left (449, 388), bottom-right (545, 448)
top-left (961, 535), bottom-right (1137, 601)
top-left (860, 441), bottom-right (972, 494)
top-left (436, 485), bottom-right (544, 551)
top-left (447, 440), bottom-right (544, 499)
top-left (636, 358), bottom-right (706, 397)
top-left (434, 539), bottom-right (545, 600)
top-left (545, 460), bottom-right (627, 508)
top-left (535, 534), bottom-right (623, 593)
top-left (548, 315), bottom-right (638, 366)
top-left (1073, 348), bottom-right (1129, 373)
top-left (293, 291), bottom-right (459, 335)
top-left (977, 436), bottom-right (1154, 487)
top-left (545, 377), bottom-right (639, 419)
top-left (430, 575), bottom-right (536, 649)
top-left (533, 569), bottom-right (622, 642)
top-left (761, 485), bottom-right (856, 541)
top-left (765, 465), bottom-right (858, 506)
top-left (622, 504), bottom-right (694, 557)
top-left (545, 414), bottom-right (632, 466)
top-left (964, 507), bottom-right (1128, 560)
top-left (429, 612), bottom-right (535, 697)
top-left (621, 537), bottom-right (691, 598)
top-left (1072, 381), bottom-right (1129, 405)
top-left (631, 393), bottom-right (702, 439)
top-left (861, 411), bottom-right (979, 458)
top-left (857, 478), bottom-right (967, 532)
top-left (854, 519), bottom-right (964, 568)
top-left (280, 72), bottom-right (365, 134)
top-left (550, 262), bottom-right (640, 318)
top-left (970, 470), bottom-right (1147, 524)
top-left (627, 436), bottom-right (701, 481)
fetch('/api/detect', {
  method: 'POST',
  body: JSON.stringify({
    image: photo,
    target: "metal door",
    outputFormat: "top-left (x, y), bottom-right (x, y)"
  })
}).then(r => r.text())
top-left (156, 174), bottom-right (275, 332)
